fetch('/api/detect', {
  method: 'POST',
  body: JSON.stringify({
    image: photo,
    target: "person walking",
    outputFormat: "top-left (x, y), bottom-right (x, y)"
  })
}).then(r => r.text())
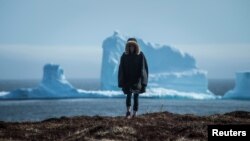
top-left (118, 38), bottom-right (148, 118)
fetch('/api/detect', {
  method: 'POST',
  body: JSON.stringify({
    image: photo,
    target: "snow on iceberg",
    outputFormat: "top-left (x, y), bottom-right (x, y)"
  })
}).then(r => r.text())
top-left (100, 31), bottom-right (212, 94)
top-left (144, 88), bottom-right (217, 99)
top-left (223, 72), bottom-right (250, 99)
top-left (0, 91), bottom-right (9, 96)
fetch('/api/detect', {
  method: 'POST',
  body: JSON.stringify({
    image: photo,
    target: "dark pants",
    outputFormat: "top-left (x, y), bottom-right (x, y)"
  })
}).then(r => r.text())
top-left (126, 93), bottom-right (139, 111)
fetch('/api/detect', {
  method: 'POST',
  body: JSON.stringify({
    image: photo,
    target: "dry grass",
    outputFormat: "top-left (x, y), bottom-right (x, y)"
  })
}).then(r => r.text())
top-left (0, 111), bottom-right (249, 141)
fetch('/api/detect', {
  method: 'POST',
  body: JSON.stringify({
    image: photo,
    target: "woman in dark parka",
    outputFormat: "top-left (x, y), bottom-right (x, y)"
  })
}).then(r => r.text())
top-left (118, 38), bottom-right (148, 118)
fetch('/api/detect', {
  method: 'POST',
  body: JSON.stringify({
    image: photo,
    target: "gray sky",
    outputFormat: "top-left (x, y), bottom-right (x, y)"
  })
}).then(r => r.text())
top-left (0, 0), bottom-right (250, 79)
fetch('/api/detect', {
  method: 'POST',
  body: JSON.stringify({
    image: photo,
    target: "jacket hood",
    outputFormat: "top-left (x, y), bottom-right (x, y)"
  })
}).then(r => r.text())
top-left (125, 40), bottom-right (140, 55)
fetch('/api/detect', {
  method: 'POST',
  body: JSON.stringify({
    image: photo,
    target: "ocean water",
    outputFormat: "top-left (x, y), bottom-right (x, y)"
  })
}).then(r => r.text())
top-left (0, 78), bottom-right (248, 122)
top-left (0, 99), bottom-right (249, 122)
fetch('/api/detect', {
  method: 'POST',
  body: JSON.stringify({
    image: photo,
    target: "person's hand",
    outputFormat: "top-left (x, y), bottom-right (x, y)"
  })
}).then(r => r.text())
top-left (141, 85), bottom-right (146, 93)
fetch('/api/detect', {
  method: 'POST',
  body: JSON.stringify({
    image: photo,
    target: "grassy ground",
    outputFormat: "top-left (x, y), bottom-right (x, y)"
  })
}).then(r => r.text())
top-left (0, 111), bottom-right (250, 141)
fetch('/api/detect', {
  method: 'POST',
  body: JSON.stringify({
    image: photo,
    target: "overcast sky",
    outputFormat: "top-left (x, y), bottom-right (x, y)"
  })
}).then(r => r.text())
top-left (0, 0), bottom-right (250, 79)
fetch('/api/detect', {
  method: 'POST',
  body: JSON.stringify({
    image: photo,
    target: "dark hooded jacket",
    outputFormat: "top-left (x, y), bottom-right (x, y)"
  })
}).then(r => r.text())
top-left (118, 39), bottom-right (148, 94)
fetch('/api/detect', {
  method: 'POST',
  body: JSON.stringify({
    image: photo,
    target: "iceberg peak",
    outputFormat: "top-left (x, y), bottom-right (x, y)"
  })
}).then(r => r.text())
top-left (42, 64), bottom-right (65, 82)
top-left (113, 30), bottom-right (120, 36)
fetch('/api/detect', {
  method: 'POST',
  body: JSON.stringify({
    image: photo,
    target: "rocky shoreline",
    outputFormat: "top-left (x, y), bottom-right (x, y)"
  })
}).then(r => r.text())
top-left (0, 111), bottom-right (250, 141)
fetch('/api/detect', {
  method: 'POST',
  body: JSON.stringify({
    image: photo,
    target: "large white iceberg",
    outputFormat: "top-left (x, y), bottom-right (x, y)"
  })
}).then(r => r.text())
top-left (0, 31), bottom-right (220, 100)
top-left (101, 31), bottom-right (211, 94)
top-left (223, 72), bottom-right (250, 99)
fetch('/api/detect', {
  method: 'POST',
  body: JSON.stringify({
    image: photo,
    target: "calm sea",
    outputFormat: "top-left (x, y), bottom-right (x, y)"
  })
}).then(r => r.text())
top-left (1, 79), bottom-right (248, 122)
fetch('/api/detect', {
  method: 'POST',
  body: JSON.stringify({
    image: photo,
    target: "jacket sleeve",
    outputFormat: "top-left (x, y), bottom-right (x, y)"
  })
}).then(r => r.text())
top-left (141, 53), bottom-right (148, 87)
top-left (118, 54), bottom-right (124, 88)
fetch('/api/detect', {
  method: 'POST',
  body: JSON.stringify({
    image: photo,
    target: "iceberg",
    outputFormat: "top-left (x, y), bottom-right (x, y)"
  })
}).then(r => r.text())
top-left (0, 64), bottom-right (125, 99)
top-left (1, 64), bottom-right (81, 99)
top-left (101, 31), bottom-right (211, 94)
top-left (0, 63), bottom-right (218, 100)
top-left (223, 72), bottom-right (250, 99)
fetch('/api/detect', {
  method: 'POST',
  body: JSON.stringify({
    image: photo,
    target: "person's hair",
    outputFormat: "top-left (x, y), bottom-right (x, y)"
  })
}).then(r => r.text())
top-left (127, 38), bottom-right (137, 43)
